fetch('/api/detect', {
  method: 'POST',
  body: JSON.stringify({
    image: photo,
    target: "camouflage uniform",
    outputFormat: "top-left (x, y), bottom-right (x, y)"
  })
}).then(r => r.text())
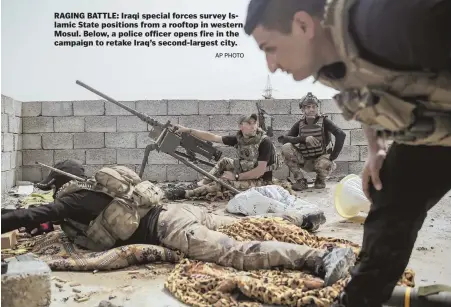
top-left (186, 157), bottom-right (272, 198)
top-left (186, 128), bottom-right (281, 198)
top-left (157, 203), bottom-right (354, 285)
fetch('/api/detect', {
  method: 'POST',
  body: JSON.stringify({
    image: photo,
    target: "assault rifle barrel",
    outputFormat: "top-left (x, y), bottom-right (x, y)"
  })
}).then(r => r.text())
top-left (35, 162), bottom-right (86, 182)
top-left (75, 80), bottom-right (164, 128)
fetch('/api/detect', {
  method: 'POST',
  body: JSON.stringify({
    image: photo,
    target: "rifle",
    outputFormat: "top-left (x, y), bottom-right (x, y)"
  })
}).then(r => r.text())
top-left (384, 284), bottom-right (451, 307)
top-left (75, 80), bottom-right (240, 194)
top-left (256, 102), bottom-right (274, 137)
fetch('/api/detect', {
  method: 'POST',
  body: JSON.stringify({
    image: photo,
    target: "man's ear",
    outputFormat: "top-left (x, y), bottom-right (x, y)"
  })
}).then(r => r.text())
top-left (292, 11), bottom-right (315, 39)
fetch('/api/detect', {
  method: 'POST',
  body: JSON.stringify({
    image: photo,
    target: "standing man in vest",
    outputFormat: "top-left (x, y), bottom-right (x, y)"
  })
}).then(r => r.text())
top-left (166, 113), bottom-right (281, 200)
top-left (279, 92), bottom-right (346, 191)
top-left (242, 0), bottom-right (451, 306)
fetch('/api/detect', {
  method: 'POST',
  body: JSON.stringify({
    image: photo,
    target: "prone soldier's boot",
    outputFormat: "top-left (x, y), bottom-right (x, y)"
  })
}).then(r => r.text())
top-left (291, 178), bottom-right (308, 191)
top-left (315, 247), bottom-right (356, 286)
top-left (314, 177), bottom-right (326, 189)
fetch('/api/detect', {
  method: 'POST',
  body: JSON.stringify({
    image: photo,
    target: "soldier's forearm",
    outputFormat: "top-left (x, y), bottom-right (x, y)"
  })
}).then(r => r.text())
top-left (189, 129), bottom-right (222, 144)
top-left (363, 125), bottom-right (385, 153)
top-left (237, 167), bottom-right (264, 180)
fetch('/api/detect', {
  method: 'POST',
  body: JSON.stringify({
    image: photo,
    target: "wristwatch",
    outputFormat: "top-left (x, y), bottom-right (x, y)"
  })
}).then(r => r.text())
top-left (235, 173), bottom-right (239, 180)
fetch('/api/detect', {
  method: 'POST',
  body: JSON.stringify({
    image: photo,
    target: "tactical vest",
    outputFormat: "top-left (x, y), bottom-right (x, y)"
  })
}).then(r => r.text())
top-left (56, 166), bottom-right (164, 251)
top-left (296, 115), bottom-right (330, 159)
top-left (318, 0), bottom-right (451, 146)
top-left (234, 128), bottom-right (282, 173)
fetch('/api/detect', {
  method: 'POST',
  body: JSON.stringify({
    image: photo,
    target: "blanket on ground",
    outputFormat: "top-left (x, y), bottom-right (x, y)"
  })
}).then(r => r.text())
top-left (1, 218), bottom-right (415, 307)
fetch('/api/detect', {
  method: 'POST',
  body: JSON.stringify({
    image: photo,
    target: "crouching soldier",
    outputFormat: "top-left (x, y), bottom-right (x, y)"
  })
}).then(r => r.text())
top-left (1, 160), bottom-right (356, 286)
top-left (166, 113), bottom-right (282, 200)
top-left (278, 93), bottom-right (346, 191)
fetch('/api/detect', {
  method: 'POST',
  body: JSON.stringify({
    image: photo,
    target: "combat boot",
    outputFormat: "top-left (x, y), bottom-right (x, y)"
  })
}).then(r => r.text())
top-left (314, 177), bottom-right (326, 189)
top-left (292, 178), bottom-right (308, 191)
top-left (302, 211), bottom-right (326, 232)
top-left (165, 187), bottom-right (186, 200)
top-left (316, 247), bottom-right (356, 286)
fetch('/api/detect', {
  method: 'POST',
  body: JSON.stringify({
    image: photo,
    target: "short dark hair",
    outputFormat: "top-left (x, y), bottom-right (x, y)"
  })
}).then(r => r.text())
top-left (244, 0), bottom-right (326, 35)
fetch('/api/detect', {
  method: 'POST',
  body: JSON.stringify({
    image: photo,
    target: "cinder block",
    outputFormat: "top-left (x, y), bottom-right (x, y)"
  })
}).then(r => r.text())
top-left (22, 150), bottom-right (54, 166)
top-left (22, 102), bottom-right (42, 117)
top-left (256, 99), bottom-right (291, 114)
top-left (178, 115), bottom-right (210, 131)
top-left (335, 145), bottom-right (360, 162)
top-left (290, 100), bottom-right (302, 114)
top-left (73, 100), bottom-right (105, 115)
top-left (136, 100), bottom-right (167, 115)
top-left (85, 116), bottom-right (116, 132)
top-left (350, 129), bottom-right (367, 145)
top-left (42, 101), bottom-right (73, 116)
top-left (349, 162), bottom-right (365, 174)
top-left (330, 129), bottom-right (351, 146)
top-left (1, 259), bottom-right (52, 307)
top-left (8, 116), bottom-right (21, 134)
top-left (5, 169), bottom-right (15, 189)
top-left (22, 134), bottom-right (42, 150)
top-left (195, 163), bottom-right (214, 180)
top-left (54, 117), bottom-right (85, 132)
top-left (147, 116), bottom-right (177, 130)
top-left (83, 164), bottom-right (136, 177)
top-left (2, 114), bottom-right (8, 132)
top-left (22, 117), bottom-right (53, 133)
top-left (42, 133), bottom-right (73, 149)
top-left (320, 99), bottom-right (342, 114)
top-left (2, 133), bottom-right (14, 151)
top-left (2, 152), bottom-right (11, 171)
top-left (116, 116), bottom-right (147, 132)
top-left (117, 149), bottom-right (178, 165)
top-left (330, 161), bottom-right (349, 178)
top-left (229, 100), bottom-right (258, 115)
top-left (86, 149), bottom-right (117, 165)
top-left (13, 100), bottom-right (22, 117)
top-left (209, 115), bottom-right (241, 130)
top-left (12, 151), bottom-right (22, 168)
top-left (105, 100), bottom-right (136, 115)
top-left (10, 152), bottom-right (17, 169)
top-left (15, 135), bottom-right (22, 151)
top-left (199, 100), bottom-right (230, 115)
top-left (168, 100), bottom-right (198, 115)
top-left (54, 149), bottom-right (86, 164)
top-left (74, 132), bottom-right (104, 149)
top-left (21, 166), bottom-right (44, 182)
top-left (2, 95), bottom-right (15, 115)
top-left (272, 115), bottom-right (300, 130)
top-left (141, 165), bottom-right (167, 182)
top-left (360, 146), bottom-right (368, 161)
top-left (331, 114), bottom-right (361, 130)
top-left (136, 132), bottom-right (153, 149)
top-left (167, 165), bottom-right (198, 181)
top-left (105, 132), bottom-right (136, 148)
top-left (1, 172), bottom-right (6, 193)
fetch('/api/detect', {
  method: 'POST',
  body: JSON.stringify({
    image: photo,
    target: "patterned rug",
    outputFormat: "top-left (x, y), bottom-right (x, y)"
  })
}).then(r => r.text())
top-left (1, 218), bottom-right (416, 307)
top-left (2, 230), bottom-right (181, 271)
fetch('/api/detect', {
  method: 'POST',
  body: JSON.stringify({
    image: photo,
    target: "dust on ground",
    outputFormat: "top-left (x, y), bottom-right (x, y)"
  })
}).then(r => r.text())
top-left (2, 181), bottom-right (451, 306)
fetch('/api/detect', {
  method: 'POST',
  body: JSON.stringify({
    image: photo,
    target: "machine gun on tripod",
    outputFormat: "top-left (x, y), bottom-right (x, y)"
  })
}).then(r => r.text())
top-left (75, 80), bottom-right (240, 194)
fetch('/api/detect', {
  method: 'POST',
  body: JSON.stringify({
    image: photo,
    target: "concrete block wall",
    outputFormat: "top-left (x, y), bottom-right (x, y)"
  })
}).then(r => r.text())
top-left (2, 96), bottom-right (369, 185)
top-left (1, 95), bottom-right (23, 193)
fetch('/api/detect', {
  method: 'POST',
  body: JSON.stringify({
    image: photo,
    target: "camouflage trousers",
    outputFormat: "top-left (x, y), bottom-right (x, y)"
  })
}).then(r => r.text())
top-left (186, 157), bottom-right (272, 198)
top-left (281, 143), bottom-right (335, 181)
top-left (157, 203), bottom-right (325, 271)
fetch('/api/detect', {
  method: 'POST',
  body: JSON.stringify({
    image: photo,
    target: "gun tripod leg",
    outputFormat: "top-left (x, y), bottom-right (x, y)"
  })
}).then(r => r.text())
top-left (139, 144), bottom-right (158, 178)
top-left (169, 152), bottom-right (240, 194)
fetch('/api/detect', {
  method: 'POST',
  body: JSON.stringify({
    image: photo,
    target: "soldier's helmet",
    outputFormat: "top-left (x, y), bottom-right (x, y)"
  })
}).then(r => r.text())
top-left (299, 92), bottom-right (320, 109)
